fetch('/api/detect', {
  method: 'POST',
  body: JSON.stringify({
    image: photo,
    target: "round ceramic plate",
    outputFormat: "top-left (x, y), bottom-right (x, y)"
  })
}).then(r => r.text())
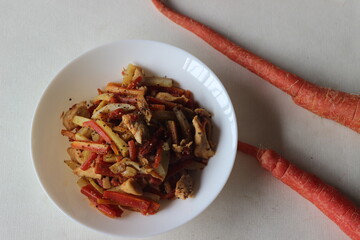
top-left (31, 40), bottom-right (238, 238)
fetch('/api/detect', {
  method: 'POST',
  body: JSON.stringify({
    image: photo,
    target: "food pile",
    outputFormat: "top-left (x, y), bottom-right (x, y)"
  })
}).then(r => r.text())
top-left (61, 64), bottom-right (215, 218)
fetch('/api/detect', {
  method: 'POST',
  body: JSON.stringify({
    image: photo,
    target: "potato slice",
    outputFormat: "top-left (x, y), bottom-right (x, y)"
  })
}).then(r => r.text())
top-left (74, 133), bottom-right (90, 141)
top-left (120, 179), bottom-right (143, 196)
top-left (143, 77), bottom-right (173, 87)
top-left (105, 83), bottom-right (145, 95)
top-left (72, 116), bottom-right (91, 127)
top-left (122, 64), bottom-right (137, 85)
top-left (77, 177), bottom-right (89, 188)
top-left (93, 93), bottom-right (114, 102)
top-left (67, 148), bottom-right (84, 164)
top-left (73, 167), bottom-right (101, 179)
top-left (64, 160), bottom-right (79, 170)
top-left (89, 178), bottom-right (104, 194)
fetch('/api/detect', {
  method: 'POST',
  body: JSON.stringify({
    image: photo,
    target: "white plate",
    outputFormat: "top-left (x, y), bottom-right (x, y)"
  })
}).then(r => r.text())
top-left (31, 40), bottom-right (238, 238)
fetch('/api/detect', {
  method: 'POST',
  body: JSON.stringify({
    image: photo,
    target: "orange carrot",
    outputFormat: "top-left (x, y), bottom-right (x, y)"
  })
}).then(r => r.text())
top-left (146, 96), bottom-right (180, 109)
top-left (152, 0), bottom-right (360, 134)
top-left (149, 104), bottom-right (166, 111)
top-left (128, 140), bottom-right (137, 161)
top-left (80, 152), bottom-right (97, 171)
top-left (60, 129), bottom-right (75, 141)
top-left (237, 140), bottom-right (360, 240)
top-left (153, 142), bottom-right (163, 169)
top-left (103, 191), bottom-right (151, 214)
top-left (127, 76), bottom-right (143, 89)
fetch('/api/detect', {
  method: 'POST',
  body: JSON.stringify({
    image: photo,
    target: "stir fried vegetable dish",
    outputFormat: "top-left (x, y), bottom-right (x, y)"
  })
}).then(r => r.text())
top-left (61, 64), bottom-right (215, 218)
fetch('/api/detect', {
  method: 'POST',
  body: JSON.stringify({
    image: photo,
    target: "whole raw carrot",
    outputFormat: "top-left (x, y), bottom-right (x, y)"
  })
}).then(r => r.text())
top-left (152, 0), bottom-right (360, 134)
top-left (237, 140), bottom-right (360, 239)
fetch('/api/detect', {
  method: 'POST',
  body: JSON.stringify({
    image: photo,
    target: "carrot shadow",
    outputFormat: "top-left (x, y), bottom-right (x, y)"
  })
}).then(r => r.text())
top-left (200, 69), bottom-right (285, 227)
top-left (214, 71), bottom-right (285, 216)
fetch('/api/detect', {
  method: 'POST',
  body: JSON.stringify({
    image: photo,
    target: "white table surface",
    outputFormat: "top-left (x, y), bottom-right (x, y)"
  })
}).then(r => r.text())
top-left (1, 0), bottom-right (359, 239)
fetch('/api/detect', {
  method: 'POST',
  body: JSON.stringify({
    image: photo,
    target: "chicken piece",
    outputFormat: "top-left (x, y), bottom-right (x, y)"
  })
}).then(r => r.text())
top-left (113, 122), bottom-right (129, 133)
top-left (64, 160), bottom-right (79, 170)
top-left (67, 147), bottom-right (84, 164)
top-left (122, 114), bottom-right (149, 144)
top-left (136, 93), bottom-right (152, 122)
top-left (113, 121), bottom-right (134, 141)
top-left (109, 161), bottom-right (126, 174)
top-left (73, 167), bottom-right (101, 179)
top-left (77, 127), bottom-right (93, 139)
top-left (192, 115), bottom-right (215, 159)
top-left (194, 108), bottom-right (212, 118)
top-left (172, 140), bottom-right (193, 153)
top-left (122, 166), bottom-right (137, 178)
top-left (120, 179), bottom-right (143, 196)
top-left (155, 92), bottom-right (189, 104)
top-left (103, 154), bottom-right (117, 163)
top-left (76, 177), bottom-right (89, 188)
top-left (102, 177), bottom-right (111, 189)
top-left (62, 101), bottom-right (90, 130)
top-left (175, 174), bottom-right (194, 200)
top-left (138, 157), bottom-right (149, 167)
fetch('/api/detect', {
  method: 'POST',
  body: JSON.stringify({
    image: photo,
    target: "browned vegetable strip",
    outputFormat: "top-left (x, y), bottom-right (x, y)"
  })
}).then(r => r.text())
top-left (105, 83), bottom-right (145, 96)
top-left (152, 110), bottom-right (176, 122)
top-left (173, 107), bottom-right (192, 142)
top-left (166, 120), bottom-right (179, 144)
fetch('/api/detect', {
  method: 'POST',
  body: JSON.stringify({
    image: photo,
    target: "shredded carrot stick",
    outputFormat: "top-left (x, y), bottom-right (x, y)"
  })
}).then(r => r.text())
top-left (96, 198), bottom-right (118, 205)
top-left (237, 140), bottom-right (360, 240)
top-left (146, 96), bottom-right (179, 109)
top-left (109, 96), bottom-right (119, 103)
top-left (61, 129), bottom-right (75, 141)
top-left (115, 95), bottom-right (138, 104)
top-left (152, 0), bottom-right (360, 134)
top-left (80, 152), bottom-right (97, 171)
top-left (97, 88), bottom-right (104, 95)
top-left (139, 128), bottom-right (164, 156)
top-left (127, 76), bottom-right (143, 89)
top-left (149, 104), bottom-right (166, 111)
top-left (110, 142), bottom-right (119, 155)
top-left (128, 140), bottom-right (137, 161)
top-left (153, 143), bottom-right (163, 169)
